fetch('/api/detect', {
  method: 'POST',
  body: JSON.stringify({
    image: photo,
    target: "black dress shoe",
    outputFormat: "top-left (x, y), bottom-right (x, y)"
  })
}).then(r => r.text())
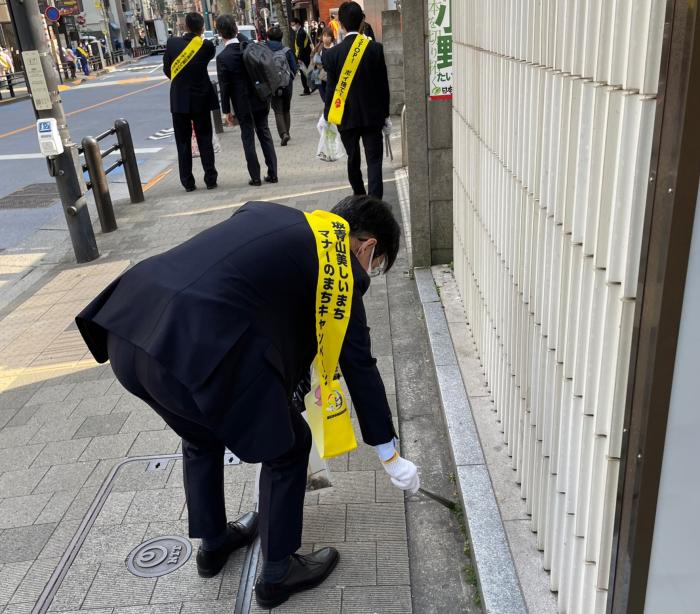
top-left (206, 183), bottom-right (217, 190)
top-left (249, 178), bottom-right (262, 186)
top-left (254, 547), bottom-right (339, 609)
top-left (281, 133), bottom-right (290, 146)
top-left (264, 175), bottom-right (278, 184)
top-left (300, 91), bottom-right (311, 96)
top-left (196, 511), bottom-right (259, 578)
top-left (185, 185), bottom-right (197, 192)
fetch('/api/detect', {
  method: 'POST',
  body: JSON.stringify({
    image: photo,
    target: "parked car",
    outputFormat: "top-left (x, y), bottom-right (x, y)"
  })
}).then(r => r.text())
top-left (203, 30), bottom-right (219, 46)
top-left (237, 25), bottom-right (257, 42)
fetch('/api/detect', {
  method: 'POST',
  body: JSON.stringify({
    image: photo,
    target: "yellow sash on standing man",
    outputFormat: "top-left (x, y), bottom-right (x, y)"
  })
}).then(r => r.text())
top-left (303, 210), bottom-right (358, 458)
top-left (328, 34), bottom-right (370, 126)
top-left (170, 35), bottom-right (203, 80)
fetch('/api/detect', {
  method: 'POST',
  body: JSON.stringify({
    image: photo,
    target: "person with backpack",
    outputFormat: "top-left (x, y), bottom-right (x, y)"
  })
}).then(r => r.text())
top-left (216, 15), bottom-right (278, 185)
top-left (265, 26), bottom-right (297, 146)
top-left (291, 18), bottom-right (312, 95)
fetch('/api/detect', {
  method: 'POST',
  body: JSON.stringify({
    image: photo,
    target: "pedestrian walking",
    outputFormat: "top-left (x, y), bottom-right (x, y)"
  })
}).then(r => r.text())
top-left (61, 46), bottom-right (77, 79)
top-left (323, 2), bottom-right (391, 199)
top-left (216, 14), bottom-right (278, 185)
top-left (75, 195), bottom-right (416, 610)
top-left (265, 26), bottom-right (297, 147)
top-left (0, 47), bottom-right (14, 89)
top-left (291, 18), bottom-right (312, 95)
top-left (311, 26), bottom-right (335, 103)
top-left (329, 12), bottom-right (342, 42)
top-left (163, 12), bottom-right (219, 192)
top-left (75, 44), bottom-right (90, 76)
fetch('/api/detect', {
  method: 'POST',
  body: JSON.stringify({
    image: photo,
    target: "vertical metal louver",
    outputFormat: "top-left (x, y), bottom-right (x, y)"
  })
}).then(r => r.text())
top-left (451, 2), bottom-right (666, 611)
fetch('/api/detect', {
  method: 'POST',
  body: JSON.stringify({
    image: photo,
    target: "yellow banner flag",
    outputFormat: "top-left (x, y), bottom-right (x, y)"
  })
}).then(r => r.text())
top-left (303, 210), bottom-right (357, 458)
top-left (170, 36), bottom-right (203, 80)
top-left (328, 35), bottom-right (370, 126)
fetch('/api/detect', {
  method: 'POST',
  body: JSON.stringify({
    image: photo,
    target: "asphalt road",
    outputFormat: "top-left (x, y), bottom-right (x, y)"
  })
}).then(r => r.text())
top-left (0, 54), bottom-right (200, 250)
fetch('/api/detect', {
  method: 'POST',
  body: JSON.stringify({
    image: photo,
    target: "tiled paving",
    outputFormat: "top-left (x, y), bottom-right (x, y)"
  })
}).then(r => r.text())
top-left (0, 86), bottom-right (424, 613)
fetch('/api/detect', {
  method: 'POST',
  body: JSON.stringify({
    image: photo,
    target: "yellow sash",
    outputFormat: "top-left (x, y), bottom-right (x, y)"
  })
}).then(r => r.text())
top-left (303, 210), bottom-right (358, 458)
top-left (328, 34), bottom-right (370, 126)
top-left (170, 36), bottom-right (203, 80)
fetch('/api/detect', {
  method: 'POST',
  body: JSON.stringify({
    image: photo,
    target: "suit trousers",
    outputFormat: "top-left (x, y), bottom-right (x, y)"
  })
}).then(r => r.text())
top-left (270, 86), bottom-right (292, 139)
top-left (298, 67), bottom-right (311, 94)
top-left (239, 107), bottom-right (278, 181)
top-left (339, 127), bottom-right (384, 199)
top-left (106, 333), bottom-right (311, 561)
top-left (172, 111), bottom-right (217, 189)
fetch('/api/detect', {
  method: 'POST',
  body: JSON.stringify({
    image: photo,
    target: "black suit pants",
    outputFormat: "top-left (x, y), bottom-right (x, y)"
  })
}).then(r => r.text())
top-left (106, 333), bottom-right (311, 561)
top-left (339, 127), bottom-right (384, 199)
top-left (239, 107), bottom-right (278, 181)
top-left (270, 85), bottom-right (292, 139)
top-left (172, 111), bottom-right (217, 189)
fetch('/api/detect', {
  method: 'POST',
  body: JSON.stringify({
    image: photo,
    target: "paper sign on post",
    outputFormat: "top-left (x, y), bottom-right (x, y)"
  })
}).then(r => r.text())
top-left (428, 0), bottom-right (453, 100)
top-left (21, 50), bottom-right (53, 111)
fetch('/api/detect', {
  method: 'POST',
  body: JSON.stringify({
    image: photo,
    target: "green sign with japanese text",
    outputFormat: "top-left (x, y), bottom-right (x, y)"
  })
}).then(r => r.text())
top-left (428, 0), bottom-right (452, 100)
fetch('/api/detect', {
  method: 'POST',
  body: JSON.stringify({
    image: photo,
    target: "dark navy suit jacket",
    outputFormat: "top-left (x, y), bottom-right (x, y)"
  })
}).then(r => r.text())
top-left (163, 33), bottom-right (219, 114)
top-left (76, 202), bottom-right (396, 461)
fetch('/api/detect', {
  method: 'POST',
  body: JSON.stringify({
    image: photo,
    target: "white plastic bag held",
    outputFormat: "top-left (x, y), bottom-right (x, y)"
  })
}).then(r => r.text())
top-left (316, 115), bottom-right (346, 162)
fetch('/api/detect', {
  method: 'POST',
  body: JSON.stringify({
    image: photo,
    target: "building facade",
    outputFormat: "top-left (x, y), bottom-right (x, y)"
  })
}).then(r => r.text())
top-left (402, 0), bottom-right (700, 612)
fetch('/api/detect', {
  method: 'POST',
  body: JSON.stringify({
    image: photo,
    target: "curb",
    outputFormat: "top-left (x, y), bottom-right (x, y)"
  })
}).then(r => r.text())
top-left (415, 266), bottom-right (527, 614)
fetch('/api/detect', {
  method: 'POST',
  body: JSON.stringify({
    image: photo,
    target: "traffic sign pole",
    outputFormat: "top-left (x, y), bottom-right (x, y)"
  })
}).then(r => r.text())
top-left (8, 0), bottom-right (99, 263)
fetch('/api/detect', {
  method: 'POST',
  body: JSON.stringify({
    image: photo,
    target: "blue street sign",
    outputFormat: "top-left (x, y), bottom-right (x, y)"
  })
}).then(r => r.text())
top-left (45, 6), bottom-right (60, 22)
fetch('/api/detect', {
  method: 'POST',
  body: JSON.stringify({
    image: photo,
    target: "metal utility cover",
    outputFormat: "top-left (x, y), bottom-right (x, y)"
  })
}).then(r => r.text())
top-left (126, 535), bottom-right (192, 578)
top-left (0, 183), bottom-right (59, 209)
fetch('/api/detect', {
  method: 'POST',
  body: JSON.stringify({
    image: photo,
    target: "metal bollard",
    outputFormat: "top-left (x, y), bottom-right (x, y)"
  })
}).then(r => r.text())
top-left (82, 136), bottom-right (117, 233)
top-left (114, 119), bottom-right (144, 203)
top-left (212, 83), bottom-right (224, 134)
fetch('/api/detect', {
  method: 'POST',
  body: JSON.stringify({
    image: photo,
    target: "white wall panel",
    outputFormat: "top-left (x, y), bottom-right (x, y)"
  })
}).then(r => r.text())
top-left (452, 2), bottom-right (665, 611)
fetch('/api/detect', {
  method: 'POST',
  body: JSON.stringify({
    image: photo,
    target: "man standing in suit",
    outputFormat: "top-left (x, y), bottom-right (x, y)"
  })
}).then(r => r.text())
top-left (291, 17), bottom-right (312, 95)
top-left (163, 12), bottom-right (219, 192)
top-left (75, 195), bottom-right (419, 608)
top-left (323, 2), bottom-right (390, 199)
top-left (216, 15), bottom-right (278, 186)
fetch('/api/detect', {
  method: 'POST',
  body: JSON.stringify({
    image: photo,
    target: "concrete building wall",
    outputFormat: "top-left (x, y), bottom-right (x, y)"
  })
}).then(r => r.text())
top-left (451, 2), bottom-right (666, 612)
top-left (382, 9), bottom-right (402, 114)
top-left (402, 0), bottom-right (452, 266)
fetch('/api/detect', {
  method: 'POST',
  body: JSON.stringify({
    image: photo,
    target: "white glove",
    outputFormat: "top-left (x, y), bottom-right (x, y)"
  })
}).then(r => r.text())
top-left (382, 117), bottom-right (392, 136)
top-left (382, 453), bottom-right (420, 493)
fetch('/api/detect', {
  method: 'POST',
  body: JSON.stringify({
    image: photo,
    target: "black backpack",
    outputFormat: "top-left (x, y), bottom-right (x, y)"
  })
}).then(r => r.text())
top-left (242, 42), bottom-right (287, 100)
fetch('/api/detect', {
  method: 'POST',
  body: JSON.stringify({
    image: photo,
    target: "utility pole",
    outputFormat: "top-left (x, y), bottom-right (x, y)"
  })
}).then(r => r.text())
top-left (8, 0), bottom-right (99, 263)
top-left (202, 0), bottom-right (212, 30)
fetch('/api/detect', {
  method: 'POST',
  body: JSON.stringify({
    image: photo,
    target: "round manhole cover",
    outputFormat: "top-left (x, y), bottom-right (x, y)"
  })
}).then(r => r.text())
top-left (126, 536), bottom-right (192, 578)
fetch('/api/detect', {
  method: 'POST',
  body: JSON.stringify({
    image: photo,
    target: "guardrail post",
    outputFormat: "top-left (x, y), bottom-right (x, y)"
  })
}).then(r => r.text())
top-left (82, 136), bottom-right (117, 233)
top-left (7, 73), bottom-right (15, 98)
top-left (114, 118), bottom-right (144, 203)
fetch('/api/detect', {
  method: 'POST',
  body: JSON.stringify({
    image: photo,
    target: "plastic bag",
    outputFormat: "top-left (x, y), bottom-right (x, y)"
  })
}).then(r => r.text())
top-left (316, 115), bottom-right (346, 162)
top-left (191, 124), bottom-right (221, 156)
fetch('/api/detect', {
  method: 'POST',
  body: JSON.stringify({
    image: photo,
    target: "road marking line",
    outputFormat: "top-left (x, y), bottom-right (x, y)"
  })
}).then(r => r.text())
top-left (162, 178), bottom-right (399, 218)
top-left (0, 358), bottom-right (101, 393)
top-left (0, 80), bottom-right (168, 140)
top-left (59, 76), bottom-right (167, 91)
top-left (0, 147), bottom-right (162, 161)
top-left (144, 168), bottom-right (172, 191)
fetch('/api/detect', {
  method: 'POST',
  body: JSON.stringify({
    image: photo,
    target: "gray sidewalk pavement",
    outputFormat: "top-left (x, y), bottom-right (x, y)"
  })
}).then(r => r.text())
top-left (0, 86), bottom-right (477, 613)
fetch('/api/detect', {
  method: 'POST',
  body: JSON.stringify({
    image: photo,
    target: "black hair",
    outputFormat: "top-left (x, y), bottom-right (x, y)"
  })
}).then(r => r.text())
top-left (290, 18), bottom-right (302, 26)
top-left (185, 12), bottom-right (205, 34)
top-left (267, 26), bottom-right (283, 41)
top-left (331, 196), bottom-right (401, 273)
top-left (338, 1), bottom-right (364, 32)
top-left (215, 14), bottom-right (238, 40)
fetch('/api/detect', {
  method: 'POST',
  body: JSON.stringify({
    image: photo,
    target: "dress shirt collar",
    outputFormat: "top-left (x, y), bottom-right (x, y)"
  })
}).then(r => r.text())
top-left (224, 37), bottom-right (239, 46)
